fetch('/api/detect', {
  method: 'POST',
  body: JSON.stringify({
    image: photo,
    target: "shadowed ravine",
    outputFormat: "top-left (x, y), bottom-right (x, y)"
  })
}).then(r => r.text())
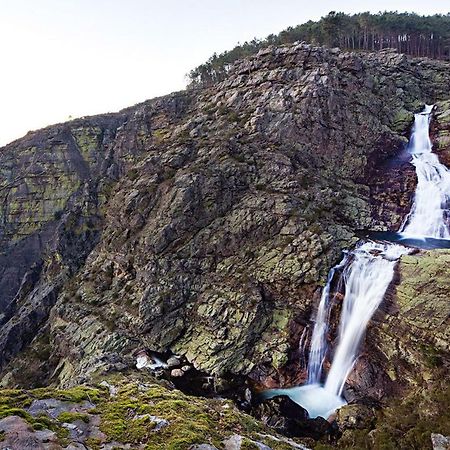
top-left (264, 105), bottom-right (450, 419)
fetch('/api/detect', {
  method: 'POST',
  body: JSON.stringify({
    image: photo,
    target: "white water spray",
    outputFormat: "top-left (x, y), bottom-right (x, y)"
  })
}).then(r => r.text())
top-left (265, 242), bottom-right (408, 419)
top-left (268, 105), bottom-right (450, 419)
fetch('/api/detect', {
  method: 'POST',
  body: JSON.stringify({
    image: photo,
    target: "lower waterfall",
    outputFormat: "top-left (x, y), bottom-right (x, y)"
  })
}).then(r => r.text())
top-left (264, 105), bottom-right (450, 419)
top-left (263, 242), bottom-right (408, 418)
top-left (323, 242), bottom-right (408, 396)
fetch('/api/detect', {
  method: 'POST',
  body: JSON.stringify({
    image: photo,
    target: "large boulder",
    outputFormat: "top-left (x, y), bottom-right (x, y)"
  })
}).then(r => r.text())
top-left (253, 395), bottom-right (334, 440)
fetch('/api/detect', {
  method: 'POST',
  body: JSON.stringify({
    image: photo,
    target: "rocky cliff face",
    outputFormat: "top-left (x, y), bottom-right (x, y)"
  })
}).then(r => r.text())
top-left (1, 43), bottom-right (450, 448)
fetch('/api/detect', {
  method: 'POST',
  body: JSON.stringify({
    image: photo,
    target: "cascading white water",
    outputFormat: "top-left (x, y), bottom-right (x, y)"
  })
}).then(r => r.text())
top-left (264, 242), bottom-right (408, 419)
top-left (307, 255), bottom-right (349, 385)
top-left (265, 105), bottom-right (450, 420)
top-left (400, 105), bottom-right (450, 239)
top-left (323, 242), bottom-right (408, 396)
top-left (298, 326), bottom-right (309, 370)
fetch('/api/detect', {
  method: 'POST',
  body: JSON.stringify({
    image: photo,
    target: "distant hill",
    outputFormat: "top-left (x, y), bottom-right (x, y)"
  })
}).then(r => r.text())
top-left (188, 11), bottom-right (450, 85)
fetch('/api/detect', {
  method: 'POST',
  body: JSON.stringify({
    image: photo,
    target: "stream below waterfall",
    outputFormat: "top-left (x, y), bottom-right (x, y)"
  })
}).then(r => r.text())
top-left (263, 104), bottom-right (450, 419)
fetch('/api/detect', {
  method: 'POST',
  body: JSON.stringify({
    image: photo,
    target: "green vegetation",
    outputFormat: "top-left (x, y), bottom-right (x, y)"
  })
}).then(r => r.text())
top-left (127, 168), bottom-right (139, 181)
top-left (0, 389), bottom-right (70, 444)
top-left (189, 11), bottom-right (450, 85)
top-left (97, 380), bottom-right (262, 449)
top-left (0, 377), bottom-right (303, 449)
top-left (0, 372), bottom-right (447, 449)
top-left (327, 377), bottom-right (450, 450)
top-left (57, 411), bottom-right (90, 423)
top-left (31, 385), bottom-right (103, 403)
top-left (85, 437), bottom-right (102, 450)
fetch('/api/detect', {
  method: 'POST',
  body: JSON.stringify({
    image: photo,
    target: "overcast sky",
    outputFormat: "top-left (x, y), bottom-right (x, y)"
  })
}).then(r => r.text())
top-left (1, 0), bottom-right (449, 146)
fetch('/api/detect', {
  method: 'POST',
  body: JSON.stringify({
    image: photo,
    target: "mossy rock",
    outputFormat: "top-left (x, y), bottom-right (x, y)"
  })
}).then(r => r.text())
top-left (0, 376), bottom-right (309, 449)
top-left (390, 108), bottom-right (414, 134)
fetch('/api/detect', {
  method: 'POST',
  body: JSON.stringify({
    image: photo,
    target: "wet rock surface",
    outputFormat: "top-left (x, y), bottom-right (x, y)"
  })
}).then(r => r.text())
top-left (253, 395), bottom-right (308, 428)
top-left (252, 395), bottom-right (336, 441)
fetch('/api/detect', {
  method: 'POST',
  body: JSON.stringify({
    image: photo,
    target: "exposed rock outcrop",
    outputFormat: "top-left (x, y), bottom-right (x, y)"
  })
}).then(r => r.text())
top-left (253, 395), bottom-right (334, 441)
top-left (2, 44), bottom-right (449, 388)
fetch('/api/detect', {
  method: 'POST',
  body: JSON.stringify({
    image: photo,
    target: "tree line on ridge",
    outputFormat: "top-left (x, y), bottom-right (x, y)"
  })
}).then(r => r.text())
top-left (188, 11), bottom-right (450, 85)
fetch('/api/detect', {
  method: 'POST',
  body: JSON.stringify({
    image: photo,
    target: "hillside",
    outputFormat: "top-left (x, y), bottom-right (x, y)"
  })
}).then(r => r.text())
top-left (0, 43), bottom-right (449, 449)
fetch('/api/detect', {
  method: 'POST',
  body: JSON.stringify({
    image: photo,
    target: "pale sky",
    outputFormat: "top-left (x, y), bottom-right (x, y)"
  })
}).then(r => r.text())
top-left (1, 0), bottom-right (449, 146)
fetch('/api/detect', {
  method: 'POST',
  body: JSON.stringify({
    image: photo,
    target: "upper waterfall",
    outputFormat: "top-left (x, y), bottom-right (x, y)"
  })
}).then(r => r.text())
top-left (400, 105), bottom-right (450, 239)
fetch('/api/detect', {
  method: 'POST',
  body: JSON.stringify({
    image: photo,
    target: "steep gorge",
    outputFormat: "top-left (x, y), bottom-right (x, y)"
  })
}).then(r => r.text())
top-left (1, 43), bottom-right (450, 449)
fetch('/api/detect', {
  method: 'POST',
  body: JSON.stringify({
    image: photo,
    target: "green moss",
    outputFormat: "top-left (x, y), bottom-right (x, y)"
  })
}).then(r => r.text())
top-left (333, 429), bottom-right (371, 449)
top-left (85, 437), bottom-right (102, 450)
top-left (153, 128), bottom-right (170, 142)
top-left (5, 145), bottom-right (82, 241)
top-left (259, 435), bottom-right (303, 450)
top-left (241, 438), bottom-right (260, 449)
top-left (176, 129), bottom-right (191, 143)
top-left (58, 411), bottom-right (90, 423)
top-left (336, 378), bottom-right (450, 450)
top-left (31, 386), bottom-right (103, 403)
top-left (390, 108), bottom-right (414, 133)
top-left (98, 383), bottom-right (218, 447)
top-left (202, 103), bottom-right (217, 115)
top-left (0, 407), bottom-right (34, 422)
top-left (163, 168), bottom-right (177, 180)
top-left (420, 344), bottom-right (443, 368)
top-left (95, 379), bottom-right (295, 449)
top-left (227, 111), bottom-right (240, 123)
top-left (71, 126), bottom-right (102, 166)
top-left (0, 390), bottom-right (70, 446)
top-left (127, 168), bottom-right (139, 181)
top-left (0, 376), bottom-right (308, 449)
top-left (0, 390), bottom-right (33, 409)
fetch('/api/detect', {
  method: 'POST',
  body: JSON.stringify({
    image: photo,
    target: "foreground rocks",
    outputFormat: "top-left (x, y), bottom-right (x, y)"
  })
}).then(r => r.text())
top-left (0, 375), bottom-right (311, 449)
top-left (253, 395), bottom-right (335, 441)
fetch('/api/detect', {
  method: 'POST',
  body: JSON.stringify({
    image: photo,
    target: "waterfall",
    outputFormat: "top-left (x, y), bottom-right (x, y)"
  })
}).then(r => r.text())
top-left (307, 254), bottom-right (349, 384)
top-left (298, 327), bottom-right (309, 370)
top-left (264, 105), bottom-right (450, 419)
top-left (399, 105), bottom-right (450, 239)
top-left (262, 242), bottom-right (408, 419)
top-left (323, 242), bottom-right (408, 396)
